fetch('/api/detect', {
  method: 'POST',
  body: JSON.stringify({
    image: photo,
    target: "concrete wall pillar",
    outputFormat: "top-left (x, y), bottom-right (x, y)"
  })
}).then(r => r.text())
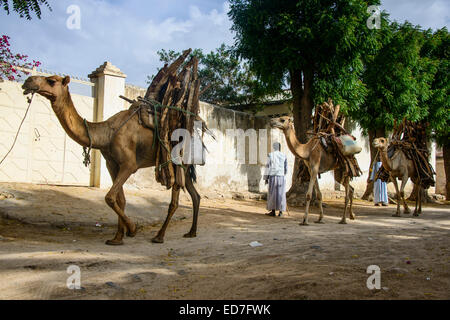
top-left (88, 62), bottom-right (126, 188)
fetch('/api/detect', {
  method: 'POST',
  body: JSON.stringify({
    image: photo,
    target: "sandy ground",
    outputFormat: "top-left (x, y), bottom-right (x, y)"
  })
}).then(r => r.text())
top-left (0, 183), bottom-right (449, 300)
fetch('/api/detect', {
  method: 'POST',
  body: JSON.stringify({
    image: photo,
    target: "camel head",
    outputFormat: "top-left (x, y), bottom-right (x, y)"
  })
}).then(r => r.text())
top-left (372, 137), bottom-right (389, 150)
top-left (270, 116), bottom-right (293, 131)
top-left (22, 75), bottom-right (70, 101)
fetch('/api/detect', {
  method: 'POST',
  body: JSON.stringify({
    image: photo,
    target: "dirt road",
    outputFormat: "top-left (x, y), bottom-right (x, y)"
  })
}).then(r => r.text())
top-left (0, 184), bottom-right (449, 300)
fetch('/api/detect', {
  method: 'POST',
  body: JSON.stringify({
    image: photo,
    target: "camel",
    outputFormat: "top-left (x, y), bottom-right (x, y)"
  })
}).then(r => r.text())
top-left (22, 75), bottom-right (201, 245)
top-left (270, 116), bottom-right (355, 225)
top-left (372, 137), bottom-right (422, 216)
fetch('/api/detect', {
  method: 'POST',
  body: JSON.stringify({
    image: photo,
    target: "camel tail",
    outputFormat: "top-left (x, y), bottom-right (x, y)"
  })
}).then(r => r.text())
top-left (189, 165), bottom-right (197, 184)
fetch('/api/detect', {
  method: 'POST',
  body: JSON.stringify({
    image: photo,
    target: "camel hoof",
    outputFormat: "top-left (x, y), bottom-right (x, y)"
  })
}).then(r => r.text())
top-left (127, 224), bottom-right (137, 237)
top-left (338, 220), bottom-right (347, 225)
top-left (350, 215), bottom-right (356, 220)
top-left (403, 209), bottom-right (411, 215)
top-left (392, 213), bottom-right (401, 217)
top-left (105, 239), bottom-right (124, 246)
top-left (127, 223), bottom-right (137, 238)
top-left (299, 222), bottom-right (309, 226)
top-left (413, 213), bottom-right (420, 217)
top-left (314, 220), bottom-right (324, 224)
top-left (151, 237), bottom-right (164, 244)
top-left (183, 232), bottom-right (197, 238)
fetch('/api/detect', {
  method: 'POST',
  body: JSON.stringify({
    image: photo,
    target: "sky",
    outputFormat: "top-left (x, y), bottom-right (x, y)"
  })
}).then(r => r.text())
top-left (1, 0), bottom-right (449, 87)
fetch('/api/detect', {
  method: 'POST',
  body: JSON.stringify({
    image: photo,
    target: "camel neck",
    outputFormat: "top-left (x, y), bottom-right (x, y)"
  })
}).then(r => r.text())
top-left (284, 125), bottom-right (310, 159)
top-left (51, 91), bottom-right (108, 149)
top-left (378, 148), bottom-right (392, 171)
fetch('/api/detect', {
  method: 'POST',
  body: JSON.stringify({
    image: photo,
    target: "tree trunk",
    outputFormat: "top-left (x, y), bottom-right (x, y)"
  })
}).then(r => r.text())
top-left (361, 127), bottom-right (386, 200)
top-left (443, 143), bottom-right (450, 200)
top-left (286, 67), bottom-right (315, 207)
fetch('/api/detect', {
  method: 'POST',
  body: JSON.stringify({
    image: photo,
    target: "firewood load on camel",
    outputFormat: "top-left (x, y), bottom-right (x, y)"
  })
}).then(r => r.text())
top-left (376, 119), bottom-right (436, 190)
top-left (20, 48), bottom-right (213, 245)
top-left (271, 99), bottom-right (363, 225)
top-left (308, 99), bottom-right (363, 179)
top-left (120, 49), bottom-right (212, 190)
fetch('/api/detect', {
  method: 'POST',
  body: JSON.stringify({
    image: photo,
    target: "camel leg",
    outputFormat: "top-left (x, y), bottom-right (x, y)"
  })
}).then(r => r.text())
top-left (105, 189), bottom-right (130, 246)
top-left (107, 216), bottom-right (126, 246)
top-left (118, 188), bottom-right (137, 238)
top-left (313, 178), bottom-right (324, 224)
top-left (390, 177), bottom-right (402, 217)
top-left (413, 185), bottom-right (419, 216)
top-left (301, 167), bottom-right (318, 226)
top-left (104, 165), bottom-right (137, 245)
top-left (334, 169), bottom-right (354, 220)
top-left (418, 186), bottom-right (422, 215)
top-left (399, 175), bottom-right (411, 214)
top-left (348, 184), bottom-right (355, 220)
top-left (333, 169), bottom-right (353, 222)
top-left (339, 176), bottom-right (350, 224)
top-left (104, 161), bottom-right (129, 245)
top-left (152, 185), bottom-right (181, 243)
top-left (413, 185), bottom-right (422, 216)
top-left (184, 167), bottom-right (200, 238)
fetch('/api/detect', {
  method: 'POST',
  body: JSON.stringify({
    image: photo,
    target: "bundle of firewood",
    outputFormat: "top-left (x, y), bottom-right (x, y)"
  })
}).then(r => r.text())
top-left (312, 99), bottom-right (349, 137)
top-left (391, 119), bottom-right (429, 151)
top-left (310, 99), bottom-right (362, 178)
top-left (122, 49), bottom-right (210, 189)
top-left (388, 119), bottom-right (435, 189)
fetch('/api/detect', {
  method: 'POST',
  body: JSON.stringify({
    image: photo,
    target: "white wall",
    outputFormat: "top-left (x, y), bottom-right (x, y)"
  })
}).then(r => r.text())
top-left (0, 79), bottom-right (94, 186)
top-left (193, 102), bottom-right (296, 194)
top-left (120, 87), bottom-right (421, 196)
top-left (0, 64), bottom-right (433, 197)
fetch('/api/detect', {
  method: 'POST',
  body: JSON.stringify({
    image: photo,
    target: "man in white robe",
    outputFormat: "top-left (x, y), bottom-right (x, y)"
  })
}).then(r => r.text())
top-left (370, 154), bottom-right (388, 206)
top-left (264, 142), bottom-right (288, 217)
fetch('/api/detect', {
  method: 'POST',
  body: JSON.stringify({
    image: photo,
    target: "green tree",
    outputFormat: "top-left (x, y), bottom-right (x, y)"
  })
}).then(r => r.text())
top-left (1, 0), bottom-right (51, 19)
top-left (229, 0), bottom-right (380, 201)
top-left (350, 22), bottom-right (437, 198)
top-left (355, 22), bottom-right (436, 139)
top-left (421, 27), bottom-right (450, 199)
top-left (355, 22), bottom-right (439, 199)
top-left (148, 44), bottom-right (271, 106)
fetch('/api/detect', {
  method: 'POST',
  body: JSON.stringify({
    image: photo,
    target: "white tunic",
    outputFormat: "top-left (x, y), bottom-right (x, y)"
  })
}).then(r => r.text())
top-left (266, 151), bottom-right (288, 177)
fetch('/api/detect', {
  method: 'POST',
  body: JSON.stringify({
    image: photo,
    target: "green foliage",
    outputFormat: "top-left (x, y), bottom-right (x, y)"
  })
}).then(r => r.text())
top-left (228, 0), bottom-right (381, 113)
top-left (421, 27), bottom-right (449, 147)
top-left (352, 21), bottom-right (449, 148)
top-left (1, 0), bottom-right (51, 19)
top-left (148, 44), bottom-right (273, 106)
top-left (353, 21), bottom-right (439, 133)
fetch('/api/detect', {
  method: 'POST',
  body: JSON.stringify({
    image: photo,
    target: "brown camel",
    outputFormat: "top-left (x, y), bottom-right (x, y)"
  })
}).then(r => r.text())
top-left (22, 75), bottom-right (201, 245)
top-left (270, 116), bottom-right (355, 225)
top-left (372, 137), bottom-right (422, 216)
